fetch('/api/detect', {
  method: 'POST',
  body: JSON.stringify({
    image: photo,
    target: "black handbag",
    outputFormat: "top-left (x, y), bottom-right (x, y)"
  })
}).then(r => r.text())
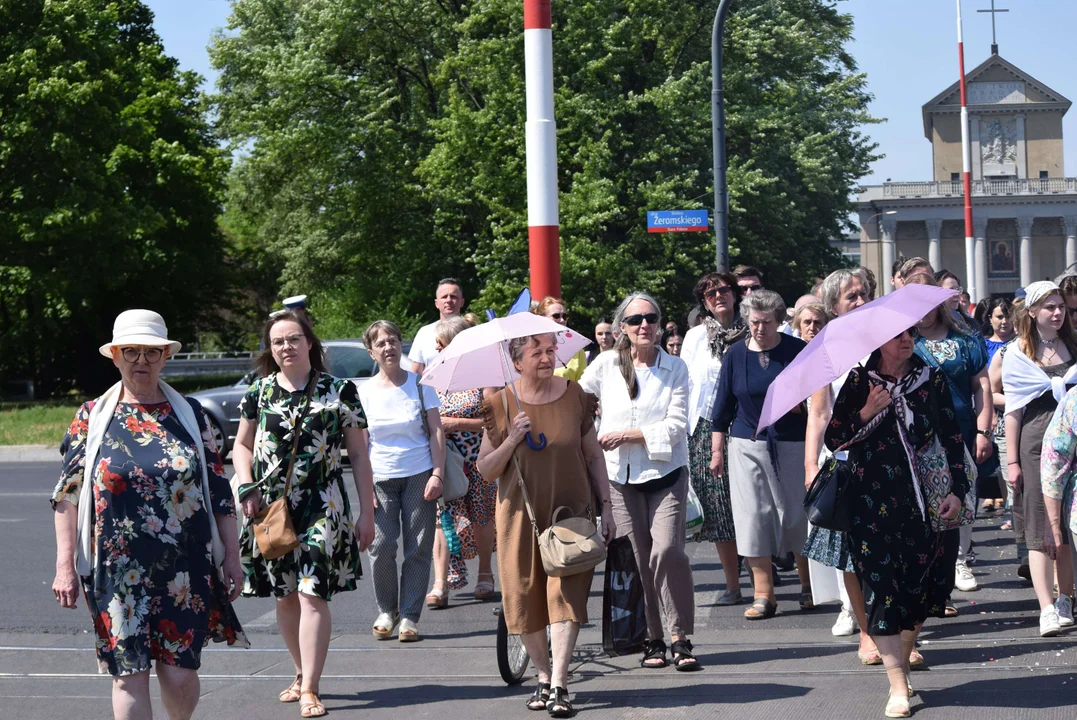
top-left (803, 368), bottom-right (873, 532)
top-left (602, 537), bottom-right (647, 657)
top-left (804, 455), bottom-right (854, 532)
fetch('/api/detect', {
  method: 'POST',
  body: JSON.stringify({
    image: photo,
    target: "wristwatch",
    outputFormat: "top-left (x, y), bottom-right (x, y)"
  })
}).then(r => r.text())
top-left (976, 428), bottom-right (992, 439)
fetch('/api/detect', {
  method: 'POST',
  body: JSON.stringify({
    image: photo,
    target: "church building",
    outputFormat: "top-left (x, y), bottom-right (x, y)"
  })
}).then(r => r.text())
top-left (857, 51), bottom-right (1075, 300)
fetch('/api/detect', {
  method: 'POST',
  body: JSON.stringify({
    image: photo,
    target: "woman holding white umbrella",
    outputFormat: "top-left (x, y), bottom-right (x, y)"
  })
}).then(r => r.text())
top-left (448, 319), bottom-right (615, 718)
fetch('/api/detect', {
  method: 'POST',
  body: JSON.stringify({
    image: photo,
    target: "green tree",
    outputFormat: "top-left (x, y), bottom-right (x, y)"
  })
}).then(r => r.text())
top-left (0, 0), bottom-right (231, 395)
top-left (212, 0), bottom-right (879, 332)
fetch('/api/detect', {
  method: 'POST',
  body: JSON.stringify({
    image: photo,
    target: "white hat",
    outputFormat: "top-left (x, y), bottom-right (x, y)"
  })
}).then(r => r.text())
top-left (99, 310), bottom-right (182, 358)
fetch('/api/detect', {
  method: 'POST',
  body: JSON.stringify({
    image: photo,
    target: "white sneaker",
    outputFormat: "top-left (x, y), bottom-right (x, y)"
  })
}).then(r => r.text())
top-left (832, 606), bottom-right (858, 636)
top-left (1040, 605), bottom-right (1062, 637)
top-left (1056, 595), bottom-right (1075, 627)
top-left (954, 562), bottom-right (978, 592)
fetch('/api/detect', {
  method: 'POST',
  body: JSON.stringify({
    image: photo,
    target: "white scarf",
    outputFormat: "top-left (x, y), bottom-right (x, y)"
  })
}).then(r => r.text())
top-left (1001, 345), bottom-right (1077, 415)
top-left (76, 381), bottom-right (224, 577)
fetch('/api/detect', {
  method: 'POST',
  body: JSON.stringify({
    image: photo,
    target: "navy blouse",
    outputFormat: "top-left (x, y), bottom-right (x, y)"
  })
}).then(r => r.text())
top-left (710, 335), bottom-right (807, 441)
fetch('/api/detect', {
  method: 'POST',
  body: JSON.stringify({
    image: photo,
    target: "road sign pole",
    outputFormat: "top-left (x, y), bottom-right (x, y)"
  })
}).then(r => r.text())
top-left (711, 0), bottom-right (733, 272)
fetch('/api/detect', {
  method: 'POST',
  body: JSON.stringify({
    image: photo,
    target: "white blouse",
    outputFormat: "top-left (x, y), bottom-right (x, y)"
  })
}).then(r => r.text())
top-left (578, 348), bottom-right (690, 485)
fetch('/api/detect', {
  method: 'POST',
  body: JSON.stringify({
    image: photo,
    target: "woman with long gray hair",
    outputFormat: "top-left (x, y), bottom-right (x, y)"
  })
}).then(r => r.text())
top-left (580, 292), bottom-right (698, 670)
top-left (711, 290), bottom-right (810, 620)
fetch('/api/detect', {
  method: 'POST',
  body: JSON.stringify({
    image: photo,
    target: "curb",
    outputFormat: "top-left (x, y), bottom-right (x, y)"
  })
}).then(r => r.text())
top-left (0, 446), bottom-right (59, 463)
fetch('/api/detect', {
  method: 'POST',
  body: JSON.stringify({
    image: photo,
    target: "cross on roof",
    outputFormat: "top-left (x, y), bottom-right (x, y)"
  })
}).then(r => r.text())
top-left (977, 0), bottom-right (1009, 55)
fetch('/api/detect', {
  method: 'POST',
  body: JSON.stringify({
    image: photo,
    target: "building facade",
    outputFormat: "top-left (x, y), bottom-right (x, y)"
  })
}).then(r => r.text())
top-left (857, 54), bottom-right (1076, 300)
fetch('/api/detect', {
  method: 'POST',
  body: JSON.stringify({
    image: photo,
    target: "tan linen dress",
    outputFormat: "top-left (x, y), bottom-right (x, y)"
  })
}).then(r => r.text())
top-left (483, 381), bottom-right (597, 635)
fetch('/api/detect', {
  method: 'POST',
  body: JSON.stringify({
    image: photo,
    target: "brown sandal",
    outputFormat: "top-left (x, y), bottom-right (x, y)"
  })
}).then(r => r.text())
top-left (279, 673), bottom-right (302, 703)
top-left (300, 691), bottom-right (326, 718)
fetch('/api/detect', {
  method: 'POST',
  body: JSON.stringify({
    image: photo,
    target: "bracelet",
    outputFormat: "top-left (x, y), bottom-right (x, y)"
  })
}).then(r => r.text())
top-left (1007, 461), bottom-right (1020, 466)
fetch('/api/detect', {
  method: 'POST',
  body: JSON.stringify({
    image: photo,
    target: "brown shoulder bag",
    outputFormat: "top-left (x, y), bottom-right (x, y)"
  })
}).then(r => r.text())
top-left (253, 373), bottom-right (317, 560)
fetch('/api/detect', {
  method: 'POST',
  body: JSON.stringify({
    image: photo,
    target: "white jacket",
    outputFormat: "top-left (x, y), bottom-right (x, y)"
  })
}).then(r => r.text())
top-left (578, 348), bottom-right (690, 485)
top-left (681, 324), bottom-right (721, 434)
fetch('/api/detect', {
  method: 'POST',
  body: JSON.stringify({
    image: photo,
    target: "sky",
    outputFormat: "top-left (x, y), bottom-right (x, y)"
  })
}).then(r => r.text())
top-left (144, 0), bottom-right (1077, 185)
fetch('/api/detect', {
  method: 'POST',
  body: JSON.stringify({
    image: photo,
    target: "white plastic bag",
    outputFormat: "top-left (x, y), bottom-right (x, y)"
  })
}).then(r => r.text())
top-left (685, 482), bottom-right (704, 540)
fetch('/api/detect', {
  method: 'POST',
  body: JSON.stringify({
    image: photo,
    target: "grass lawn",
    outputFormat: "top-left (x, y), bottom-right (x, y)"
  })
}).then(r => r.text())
top-left (0, 405), bottom-right (79, 446)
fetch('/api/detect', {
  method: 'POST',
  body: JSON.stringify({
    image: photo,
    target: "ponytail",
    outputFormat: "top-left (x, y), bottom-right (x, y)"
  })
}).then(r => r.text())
top-left (615, 332), bottom-right (638, 400)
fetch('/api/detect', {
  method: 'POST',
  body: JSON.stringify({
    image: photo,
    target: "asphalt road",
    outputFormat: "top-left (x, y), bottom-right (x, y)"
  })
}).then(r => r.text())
top-left (2, 460), bottom-right (1076, 718)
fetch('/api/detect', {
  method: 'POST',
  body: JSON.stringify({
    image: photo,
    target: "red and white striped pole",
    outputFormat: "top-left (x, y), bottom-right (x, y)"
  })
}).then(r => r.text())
top-left (957, 0), bottom-right (978, 301)
top-left (524, 0), bottom-right (560, 299)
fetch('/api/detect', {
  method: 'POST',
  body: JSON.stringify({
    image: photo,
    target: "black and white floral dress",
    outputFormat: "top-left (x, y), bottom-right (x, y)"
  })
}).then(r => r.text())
top-left (237, 372), bottom-right (366, 601)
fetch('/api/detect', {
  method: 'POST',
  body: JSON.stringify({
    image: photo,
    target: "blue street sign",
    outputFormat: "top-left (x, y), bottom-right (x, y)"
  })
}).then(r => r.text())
top-left (647, 209), bottom-right (710, 233)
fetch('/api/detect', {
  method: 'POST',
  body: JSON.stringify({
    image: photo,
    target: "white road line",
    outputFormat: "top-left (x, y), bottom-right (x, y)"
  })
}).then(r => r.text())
top-left (244, 609), bottom-right (279, 628)
top-left (0, 519), bottom-right (25, 523)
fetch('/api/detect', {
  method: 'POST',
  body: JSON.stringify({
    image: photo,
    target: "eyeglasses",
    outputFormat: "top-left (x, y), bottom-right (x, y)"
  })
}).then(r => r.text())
top-left (549, 312), bottom-right (569, 321)
top-left (739, 284), bottom-right (762, 294)
top-left (704, 286), bottom-right (734, 300)
top-left (121, 347), bottom-right (163, 363)
top-left (893, 327), bottom-right (920, 341)
top-left (270, 334), bottom-right (306, 349)
top-left (623, 313), bottom-right (660, 326)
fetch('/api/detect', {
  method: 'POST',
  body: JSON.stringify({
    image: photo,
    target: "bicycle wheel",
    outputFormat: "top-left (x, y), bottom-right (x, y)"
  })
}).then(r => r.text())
top-left (496, 608), bottom-right (530, 685)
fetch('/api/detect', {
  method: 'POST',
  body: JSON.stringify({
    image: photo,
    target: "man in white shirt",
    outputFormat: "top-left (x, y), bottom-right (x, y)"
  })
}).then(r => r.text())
top-left (409, 278), bottom-right (465, 375)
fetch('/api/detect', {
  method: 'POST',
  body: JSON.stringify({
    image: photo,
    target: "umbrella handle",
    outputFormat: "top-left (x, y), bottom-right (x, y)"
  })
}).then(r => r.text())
top-left (525, 431), bottom-right (547, 451)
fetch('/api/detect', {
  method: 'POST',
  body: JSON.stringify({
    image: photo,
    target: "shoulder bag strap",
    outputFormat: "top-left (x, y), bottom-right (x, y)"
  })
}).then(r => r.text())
top-left (282, 372), bottom-right (318, 500)
top-left (416, 374), bottom-right (431, 438)
top-left (501, 390), bottom-right (541, 538)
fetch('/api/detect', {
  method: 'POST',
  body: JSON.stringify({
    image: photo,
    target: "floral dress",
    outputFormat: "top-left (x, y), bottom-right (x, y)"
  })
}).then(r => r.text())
top-left (53, 399), bottom-right (248, 677)
top-left (436, 389), bottom-right (496, 589)
top-left (825, 358), bottom-right (970, 635)
top-left (238, 372), bottom-right (366, 600)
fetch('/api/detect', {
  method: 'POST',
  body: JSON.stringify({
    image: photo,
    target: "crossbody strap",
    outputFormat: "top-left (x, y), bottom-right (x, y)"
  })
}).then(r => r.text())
top-left (281, 371), bottom-right (318, 499)
top-left (416, 374), bottom-right (431, 438)
top-left (501, 390), bottom-right (541, 538)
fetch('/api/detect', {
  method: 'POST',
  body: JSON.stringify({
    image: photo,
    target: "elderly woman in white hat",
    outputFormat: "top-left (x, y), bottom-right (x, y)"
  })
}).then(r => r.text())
top-left (51, 310), bottom-right (247, 720)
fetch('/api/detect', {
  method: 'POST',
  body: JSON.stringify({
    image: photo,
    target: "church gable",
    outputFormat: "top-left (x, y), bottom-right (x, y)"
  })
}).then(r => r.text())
top-left (922, 55), bottom-right (1070, 138)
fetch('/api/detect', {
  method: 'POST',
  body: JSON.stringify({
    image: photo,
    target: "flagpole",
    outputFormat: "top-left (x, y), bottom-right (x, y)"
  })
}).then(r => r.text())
top-left (957, 0), bottom-right (978, 302)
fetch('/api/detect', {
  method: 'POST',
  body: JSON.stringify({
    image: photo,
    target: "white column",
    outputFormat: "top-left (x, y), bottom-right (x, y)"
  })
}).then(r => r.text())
top-left (970, 114), bottom-right (982, 181)
top-left (881, 216), bottom-right (897, 295)
top-left (1018, 216), bottom-right (1034, 287)
top-left (974, 217), bottom-right (989, 303)
top-left (926, 218), bottom-right (942, 271)
top-left (1064, 215), bottom-right (1077, 272)
top-left (1015, 113), bottom-right (1027, 180)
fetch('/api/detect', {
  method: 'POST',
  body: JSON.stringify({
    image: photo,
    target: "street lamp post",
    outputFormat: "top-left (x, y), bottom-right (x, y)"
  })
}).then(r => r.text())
top-left (711, 0), bottom-right (733, 272)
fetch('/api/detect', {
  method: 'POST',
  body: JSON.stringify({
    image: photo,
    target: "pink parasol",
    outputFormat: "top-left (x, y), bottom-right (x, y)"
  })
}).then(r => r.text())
top-left (755, 284), bottom-right (957, 434)
top-left (419, 313), bottom-right (590, 394)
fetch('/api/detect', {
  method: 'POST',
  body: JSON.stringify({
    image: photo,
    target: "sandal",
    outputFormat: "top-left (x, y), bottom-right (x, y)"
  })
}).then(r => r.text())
top-left (944, 602), bottom-right (958, 618)
top-left (279, 673), bottom-right (302, 703)
top-left (640, 639), bottom-right (667, 668)
top-left (799, 586), bottom-right (814, 610)
top-left (885, 691), bottom-right (911, 718)
top-left (744, 597), bottom-right (777, 620)
top-left (546, 686), bottom-right (574, 718)
top-left (372, 611), bottom-right (398, 639)
top-left (299, 691), bottom-right (326, 718)
top-left (909, 649), bottom-right (925, 668)
top-left (671, 639), bottom-right (702, 672)
top-left (527, 681), bottom-right (551, 711)
top-left (474, 572), bottom-right (495, 601)
top-left (398, 618), bottom-right (420, 642)
top-left (857, 649), bottom-right (882, 665)
top-left (426, 580), bottom-right (449, 609)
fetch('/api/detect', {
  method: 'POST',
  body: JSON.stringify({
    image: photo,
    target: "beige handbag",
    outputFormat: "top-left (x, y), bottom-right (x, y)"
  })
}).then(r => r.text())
top-left (502, 392), bottom-right (605, 577)
top-left (253, 374), bottom-right (316, 560)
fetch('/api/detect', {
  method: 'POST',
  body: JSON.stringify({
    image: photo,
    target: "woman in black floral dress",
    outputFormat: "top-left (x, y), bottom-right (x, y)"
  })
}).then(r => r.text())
top-left (51, 309), bottom-right (247, 719)
top-left (234, 310), bottom-right (375, 719)
top-left (825, 329), bottom-right (968, 718)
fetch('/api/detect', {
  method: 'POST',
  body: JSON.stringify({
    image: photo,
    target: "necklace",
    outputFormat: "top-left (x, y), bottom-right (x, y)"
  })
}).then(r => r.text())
top-left (759, 351), bottom-right (770, 369)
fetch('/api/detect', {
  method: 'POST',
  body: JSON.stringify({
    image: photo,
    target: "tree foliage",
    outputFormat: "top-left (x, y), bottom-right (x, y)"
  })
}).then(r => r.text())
top-left (0, 0), bottom-right (231, 395)
top-left (214, 0), bottom-right (879, 333)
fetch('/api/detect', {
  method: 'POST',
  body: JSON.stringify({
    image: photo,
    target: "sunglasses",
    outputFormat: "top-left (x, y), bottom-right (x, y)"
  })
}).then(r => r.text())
top-left (549, 312), bottom-right (569, 321)
top-left (893, 327), bottom-right (920, 341)
top-left (624, 313), bottom-right (660, 326)
top-left (704, 286), bottom-right (734, 300)
top-left (740, 284), bottom-right (762, 293)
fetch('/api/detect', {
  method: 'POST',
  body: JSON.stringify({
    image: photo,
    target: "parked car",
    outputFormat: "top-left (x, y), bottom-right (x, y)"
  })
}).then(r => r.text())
top-left (191, 339), bottom-right (413, 457)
